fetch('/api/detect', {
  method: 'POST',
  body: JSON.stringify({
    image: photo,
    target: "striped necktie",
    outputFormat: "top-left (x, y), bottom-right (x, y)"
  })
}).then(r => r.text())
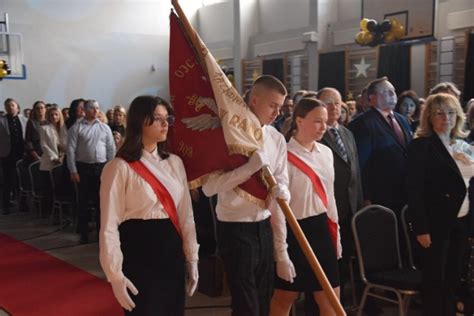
top-left (330, 127), bottom-right (348, 162)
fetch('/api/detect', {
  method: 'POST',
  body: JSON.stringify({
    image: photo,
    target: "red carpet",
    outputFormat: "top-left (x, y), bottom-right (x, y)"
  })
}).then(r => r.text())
top-left (0, 233), bottom-right (123, 316)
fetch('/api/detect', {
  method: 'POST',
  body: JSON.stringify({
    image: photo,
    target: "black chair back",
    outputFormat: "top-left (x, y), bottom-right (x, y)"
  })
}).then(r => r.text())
top-left (352, 205), bottom-right (401, 279)
top-left (29, 161), bottom-right (45, 195)
top-left (16, 159), bottom-right (32, 191)
top-left (50, 164), bottom-right (74, 199)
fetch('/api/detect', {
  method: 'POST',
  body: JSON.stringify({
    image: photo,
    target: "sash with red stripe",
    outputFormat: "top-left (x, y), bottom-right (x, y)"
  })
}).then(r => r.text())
top-left (127, 160), bottom-right (182, 237)
top-left (287, 151), bottom-right (337, 252)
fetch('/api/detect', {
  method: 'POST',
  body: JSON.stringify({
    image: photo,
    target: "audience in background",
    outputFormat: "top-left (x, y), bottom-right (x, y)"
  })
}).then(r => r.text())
top-left (109, 105), bottom-right (127, 137)
top-left (395, 90), bottom-right (421, 132)
top-left (98, 111), bottom-right (108, 124)
top-left (292, 89), bottom-right (308, 106)
top-left (65, 98), bottom-right (85, 130)
top-left (67, 99), bottom-right (115, 244)
top-left (273, 95), bottom-right (293, 133)
top-left (24, 101), bottom-right (47, 162)
top-left (338, 102), bottom-right (350, 127)
top-left (0, 98), bottom-right (27, 215)
top-left (23, 108), bottom-right (31, 119)
top-left (39, 106), bottom-right (67, 172)
top-left (429, 81), bottom-right (461, 100)
top-left (105, 109), bottom-right (114, 123)
top-left (345, 100), bottom-right (356, 121)
top-left (62, 107), bottom-right (70, 121)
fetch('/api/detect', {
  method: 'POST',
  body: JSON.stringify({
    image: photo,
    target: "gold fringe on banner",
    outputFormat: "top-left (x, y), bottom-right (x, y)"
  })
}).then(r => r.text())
top-left (227, 144), bottom-right (256, 157)
top-left (233, 187), bottom-right (268, 209)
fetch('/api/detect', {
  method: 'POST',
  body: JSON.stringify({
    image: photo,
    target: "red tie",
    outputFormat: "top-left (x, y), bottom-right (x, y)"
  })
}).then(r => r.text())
top-left (388, 113), bottom-right (405, 146)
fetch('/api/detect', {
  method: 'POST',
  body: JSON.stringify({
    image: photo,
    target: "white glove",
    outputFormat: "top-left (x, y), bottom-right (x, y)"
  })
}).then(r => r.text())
top-left (276, 259), bottom-right (296, 283)
top-left (271, 184), bottom-right (290, 201)
top-left (186, 261), bottom-right (199, 296)
top-left (110, 276), bottom-right (139, 312)
top-left (247, 149), bottom-right (270, 174)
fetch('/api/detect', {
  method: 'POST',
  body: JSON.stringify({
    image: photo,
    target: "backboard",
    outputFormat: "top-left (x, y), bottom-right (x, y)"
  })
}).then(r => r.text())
top-left (0, 32), bottom-right (26, 80)
top-left (362, 0), bottom-right (435, 41)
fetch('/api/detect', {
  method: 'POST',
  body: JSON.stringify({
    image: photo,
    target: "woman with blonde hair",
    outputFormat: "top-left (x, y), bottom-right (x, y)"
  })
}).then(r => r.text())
top-left (407, 93), bottom-right (473, 316)
top-left (39, 106), bottom-right (67, 171)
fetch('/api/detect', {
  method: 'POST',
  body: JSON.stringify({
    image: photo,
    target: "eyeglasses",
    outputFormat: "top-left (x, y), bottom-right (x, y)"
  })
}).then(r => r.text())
top-left (433, 110), bottom-right (456, 117)
top-left (153, 115), bottom-right (175, 126)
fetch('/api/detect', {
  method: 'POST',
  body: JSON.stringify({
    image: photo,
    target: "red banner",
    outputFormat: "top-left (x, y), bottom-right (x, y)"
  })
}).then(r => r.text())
top-left (168, 12), bottom-right (268, 206)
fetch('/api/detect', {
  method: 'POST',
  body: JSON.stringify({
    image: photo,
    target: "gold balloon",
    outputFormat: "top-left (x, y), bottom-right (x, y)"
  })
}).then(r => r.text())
top-left (390, 18), bottom-right (400, 28)
top-left (362, 31), bottom-right (374, 45)
top-left (360, 18), bottom-right (369, 32)
top-left (384, 31), bottom-right (396, 43)
top-left (355, 31), bottom-right (366, 44)
top-left (0, 69), bottom-right (7, 77)
top-left (393, 24), bottom-right (405, 39)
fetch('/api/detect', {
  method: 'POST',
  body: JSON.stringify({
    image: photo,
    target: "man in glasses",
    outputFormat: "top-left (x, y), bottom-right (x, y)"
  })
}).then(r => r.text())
top-left (67, 99), bottom-right (116, 244)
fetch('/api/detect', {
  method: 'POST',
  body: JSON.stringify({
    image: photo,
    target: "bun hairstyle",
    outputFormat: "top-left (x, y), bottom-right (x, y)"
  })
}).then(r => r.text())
top-left (285, 97), bottom-right (326, 141)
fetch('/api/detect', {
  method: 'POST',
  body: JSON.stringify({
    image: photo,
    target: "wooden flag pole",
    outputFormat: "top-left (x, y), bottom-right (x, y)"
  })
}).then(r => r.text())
top-left (171, 1), bottom-right (345, 315)
top-left (262, 166), bottom-right (346, 316)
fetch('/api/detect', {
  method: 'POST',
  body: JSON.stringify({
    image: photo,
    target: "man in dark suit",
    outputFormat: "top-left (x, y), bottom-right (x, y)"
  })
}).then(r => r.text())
top-left (347, 77), bottom-right (413, 315)
top-left (317, 87), bottom-right (362, 302)
top-left (0, 98), bottom-right (27, 214)
top-left (349, 77), bottom-right (412, 215)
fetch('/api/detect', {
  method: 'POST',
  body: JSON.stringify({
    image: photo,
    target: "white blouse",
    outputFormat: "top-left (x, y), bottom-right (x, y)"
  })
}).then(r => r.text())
top-left (39, 124), bottom-right (67, 171)
top-left (287, 137), bottom-right (342, 258)
top-left (450, 140), bottom-right (474, 218)
top-left (99, 150), bottom-right (199, 282)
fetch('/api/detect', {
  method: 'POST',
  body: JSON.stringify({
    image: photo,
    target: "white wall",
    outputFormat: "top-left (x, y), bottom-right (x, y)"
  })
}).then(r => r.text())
top-left (258, 0), bottom-right (309, 33)
top-left (0, 0), bottom-right (200, 110)
top-left (239, 0), bottom-right (259, 60)
top-left (436, 0), bottom-right (474, 37)
top-left (198, 1), bottom-right (233, 45)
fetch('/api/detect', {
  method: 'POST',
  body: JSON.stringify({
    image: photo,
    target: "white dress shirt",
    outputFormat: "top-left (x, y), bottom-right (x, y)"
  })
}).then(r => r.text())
top-left (99, 150), bottom-right (199, 282)
top-left (202, 125), bottom-right (290, 261)
top-left (287, 137), bottom-right (342, 258)
top-left (67, 118), bottom-right (116, 173)
top-left (39, 124), bottom-right (67, 171)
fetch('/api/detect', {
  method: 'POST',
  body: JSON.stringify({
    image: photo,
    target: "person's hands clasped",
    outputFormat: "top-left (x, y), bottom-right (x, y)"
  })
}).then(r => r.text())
top-left (247, 149), bottom-right (270, 174)
top-left (276, 259), bottom-right (296, 283)
top-left (417, 233), bottom-right (432, 248)
top-left (186, 261), bottom-right (199, 296)
top-left (110, 276), bottom-right (139, 311)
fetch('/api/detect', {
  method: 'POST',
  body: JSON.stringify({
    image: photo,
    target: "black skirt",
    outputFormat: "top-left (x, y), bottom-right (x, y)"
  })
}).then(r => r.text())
top-left (275, 212), bottom-right (339, 292)
top-left (119, 219), bottom-right (185, 316)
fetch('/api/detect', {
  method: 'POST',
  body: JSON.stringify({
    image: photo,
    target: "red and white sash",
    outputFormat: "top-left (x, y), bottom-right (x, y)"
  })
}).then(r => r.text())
top-left (287, 151), bottom-right (337, 252)
top-left (127, 160), bottom-right (182, 237)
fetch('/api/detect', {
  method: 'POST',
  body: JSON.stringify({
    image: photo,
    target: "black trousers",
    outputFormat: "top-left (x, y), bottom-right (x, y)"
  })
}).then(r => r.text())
top-left (419, 216), bottom-right (470, 316)
top-left (76, 162), bottom-right (104, 238)
top-left (120, 219), bottom-right (185, 316)
top-left (1, 146), bottom-right (23, 212)
top-left (218, 218), bottom-right (274, 316)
